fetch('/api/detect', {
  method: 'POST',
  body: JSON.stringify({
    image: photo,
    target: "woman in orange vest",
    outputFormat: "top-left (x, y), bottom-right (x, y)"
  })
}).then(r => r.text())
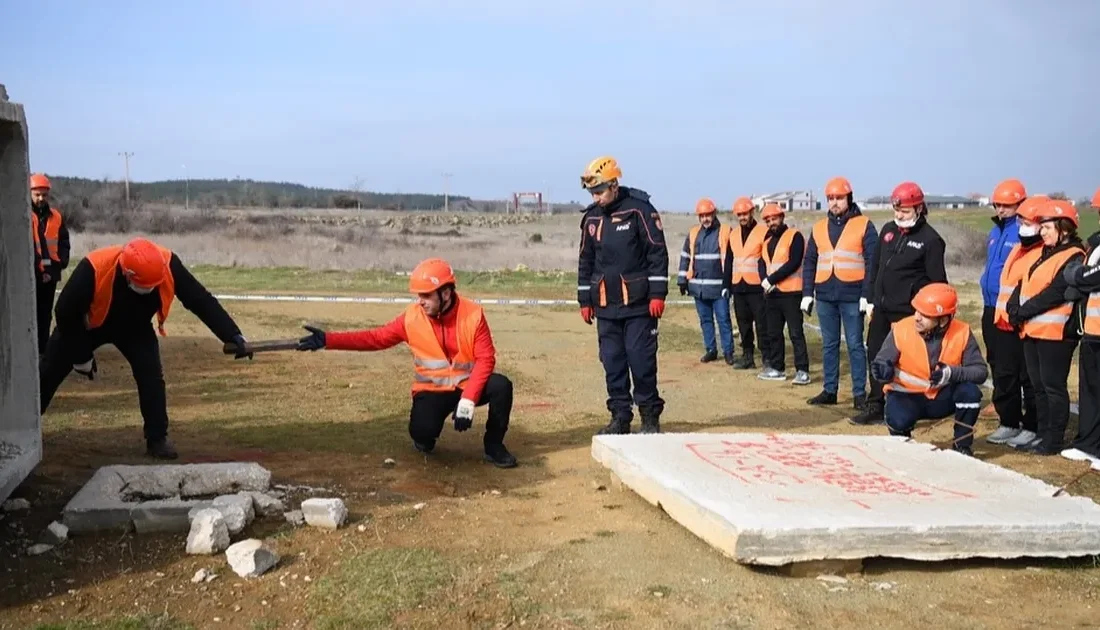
top-left (869, 283), bottom-right (988, 456)
top-left (296, 257), bottom-right (518, 468)
top-left (756, 204), bottom-right (811, 385)
top-left (1006, 199), bottom-right (1087, 455)
top-left (1060, 187), bottom-right (1100, 468)
top-left (40, 238), bottom-right (251, 460)
top-left (29, 173), bottom-right (71, 355)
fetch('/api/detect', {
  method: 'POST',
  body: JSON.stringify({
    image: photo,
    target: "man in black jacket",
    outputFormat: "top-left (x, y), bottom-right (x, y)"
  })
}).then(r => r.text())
top-left (852, 181), bottom-right (948, 426)
top-left (40, 238), bottom-right (252, 459)
top-left (29, 173), bottom-right (71, 356)
top-left (577, 156), bottom-right (670, 435)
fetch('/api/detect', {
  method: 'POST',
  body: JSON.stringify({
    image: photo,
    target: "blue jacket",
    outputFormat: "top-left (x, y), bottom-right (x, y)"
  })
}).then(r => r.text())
top-left (801, 207), bottom-right (878, 303)
top-left (979, 215), bottom-right (1022, 308)
top-left (677, 219), bottom-right (733, 301)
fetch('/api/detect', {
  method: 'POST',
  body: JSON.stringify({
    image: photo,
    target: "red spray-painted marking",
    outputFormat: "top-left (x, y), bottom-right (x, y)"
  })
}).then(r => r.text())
top-left (685, 434), bottom-right (977, 510)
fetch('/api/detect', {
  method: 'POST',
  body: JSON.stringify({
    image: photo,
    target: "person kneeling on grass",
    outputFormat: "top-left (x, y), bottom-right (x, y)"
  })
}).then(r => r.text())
top-left (869, 283), bottom-right (989, 456)
top-left (295, 257), bottom-right (518, 468)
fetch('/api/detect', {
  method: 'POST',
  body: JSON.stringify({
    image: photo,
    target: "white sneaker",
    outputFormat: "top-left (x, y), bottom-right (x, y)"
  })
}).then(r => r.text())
top-left (1093, 459), bottom-right (1100, 471)
top-left (792, 371), bottom-right (811, 386)
top-left (1061, 448), bottom-right (1100, 465)
top-left (757, 368), bottom-right (787, 381)
top-left (1006, 430), bottom-right (1039, 449)
top-left (986, 426), bottom-right (1022, 445)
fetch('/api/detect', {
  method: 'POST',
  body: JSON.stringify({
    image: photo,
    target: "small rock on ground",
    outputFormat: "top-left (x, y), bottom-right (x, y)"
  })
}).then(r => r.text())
top-left (301, 498), bottom-right (347, 530)
top-left (240, 491), bottom-right (285, 517)
top-left (3, 498), bottom-right (30, 512)
top-left (226, 539), bottom-right (279, 578)
top-left (186, 509), bottom-right (230, 555)
top-left (27, 544), bottom-right (53, 556)
top-left (41, 521), bottom-right (68, 545)
top-left (212, 494), bottom-right (255, 534)
top-left (284, 510), bottom-right (305, 526)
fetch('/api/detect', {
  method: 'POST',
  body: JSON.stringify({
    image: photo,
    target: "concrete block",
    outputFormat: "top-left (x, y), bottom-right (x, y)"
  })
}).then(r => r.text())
top-left (591, 433), bottom-right (1100, 566)
top-left (226, 539), bottom-right (279, 578)
top-left (63, 463), bottom-right (272, 534)
top-left (186, 509), bottom-right (230, 555)
top-left (0, 84), bottom-right (42, 505)
top-left (211, 494), bottom-right (254, 534)
top-left (301, 498), bottom-right (347, 530)
top-left (241, 491), bottom-right (285, 517)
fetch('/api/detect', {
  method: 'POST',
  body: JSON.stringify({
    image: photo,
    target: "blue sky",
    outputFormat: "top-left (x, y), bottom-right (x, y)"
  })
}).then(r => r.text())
top-left (3, 0), bottom-right (1098, 210)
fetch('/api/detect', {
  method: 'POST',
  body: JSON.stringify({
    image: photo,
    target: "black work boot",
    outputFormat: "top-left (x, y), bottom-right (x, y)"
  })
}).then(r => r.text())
top-left (146, 439), bottom-right (178, 460)
top-left (853, 394), bottom-right (867, 410)
top-left (849, 402), bottom-right (884, 426)
top-left (732, 352), bottom-right (755, 370)
top-left (640, 410), bottom-right (662, 434)
top-left (484, 443), bottom-right (518, 468)
top-left (700, 349), bottom-right (718, 363)
top-left (807, 390), bottom-right (837, 406)
top-left (597, 414), bottom-right (632, 435)
top-left (413, 439), bottom-right (435, 454)
top-left (724, 352), bottom-right (736, 366)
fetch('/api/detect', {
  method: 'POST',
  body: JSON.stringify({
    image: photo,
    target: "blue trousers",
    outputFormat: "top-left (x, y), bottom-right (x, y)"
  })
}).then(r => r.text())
top-left (816, 299), bottom-right (867, 397)
top-left (885, 382), bottom-right (983, 450)
top-left (694, 296), bottom-right (734, 355)
top-left (597, 315), bottom-right (664, 419)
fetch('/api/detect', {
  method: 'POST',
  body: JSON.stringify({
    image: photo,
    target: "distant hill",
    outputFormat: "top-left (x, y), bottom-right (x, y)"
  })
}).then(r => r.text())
top-left (44, 175), bottom-right (466, 211)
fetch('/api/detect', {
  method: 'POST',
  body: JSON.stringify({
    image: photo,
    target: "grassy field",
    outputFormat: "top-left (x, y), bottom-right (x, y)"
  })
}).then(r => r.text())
top-left (3, 265), bottom-right (1098, 629)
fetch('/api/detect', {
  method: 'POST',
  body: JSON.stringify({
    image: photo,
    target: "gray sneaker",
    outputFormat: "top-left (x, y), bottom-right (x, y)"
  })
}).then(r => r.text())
top-left (1006, 429), bottom-right (1040, 450)
top-left (986, 425), bottom-right (1022, 445)
top-left (757, 368), bottom-right (787, 381)
top-left (792, 371), bottom-right (811, 386)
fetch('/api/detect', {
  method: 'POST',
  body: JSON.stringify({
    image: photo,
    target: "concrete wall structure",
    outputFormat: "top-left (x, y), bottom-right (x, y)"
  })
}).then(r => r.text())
top-left (0, 83), bottom-right (42, 503)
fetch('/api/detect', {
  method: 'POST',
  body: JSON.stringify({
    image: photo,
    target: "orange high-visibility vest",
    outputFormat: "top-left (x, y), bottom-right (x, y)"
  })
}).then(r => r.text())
top-left (762, 227), bottom-right (804, 293)
top-left (993, 243), bottom-right (1043, 331)
top-left (30, 208), bottom-right (62, 272)
top-left (686, 224), bottom-right (731, 280)
top-left (812, 215), bottom-right (870, 284)
top-left (85, 245), bottom-right (177, 336)
top-left (885, 316), bottom-right (971, 399)
top-left (404, 296), bottom-right (483, 393)
top-left (1085, 292), bottom-right (1100, 337)
top-left (729, 222), bottom-right (768, 285)
top-left (1019, 247), bottom-right (1084, 341)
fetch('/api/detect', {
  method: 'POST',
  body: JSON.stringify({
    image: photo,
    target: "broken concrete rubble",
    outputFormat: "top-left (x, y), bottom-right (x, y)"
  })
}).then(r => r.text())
top-left (226, 539), bottom-right (279, 578)
top-left (242, 490), bottom-right (285, 517)
top-left (186, 509), bottom-right (230, 555)
top-left (301, 498), bottom-right (347, 530)
top-left (211, 494), bottom-right (255, 534)
top-left (284, 510), bottom-right (305, 526)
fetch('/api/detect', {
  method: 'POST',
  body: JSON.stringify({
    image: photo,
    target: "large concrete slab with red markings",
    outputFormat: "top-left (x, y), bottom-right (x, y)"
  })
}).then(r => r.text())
top-left (591, 433), bottom-right (1100, 565)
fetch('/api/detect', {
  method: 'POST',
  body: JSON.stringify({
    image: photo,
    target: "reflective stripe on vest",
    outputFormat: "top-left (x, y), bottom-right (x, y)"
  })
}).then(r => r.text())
top-left (1085, 292), bottom-right (1100, 337)
top-left (730, 223), bottom-right (767, 285)
top-left (885, 316), bottom-right (971, 399)
top-left (993, 244), bottom-right (1043, 331)
top-left (812, 215), bottom-right (869, 284)
top-left (1019, 247), bottom-right (1084, 341)
top-left (30, 208), bottom-right (62, 270)
top-left (686, 224), bottom-right (731, 280)
top-left (84, 244), bottom-right (177, 336)
top-left (404, 296), bottom-right (483, 393)
top-left (762, 228), bottom-right (804, 293)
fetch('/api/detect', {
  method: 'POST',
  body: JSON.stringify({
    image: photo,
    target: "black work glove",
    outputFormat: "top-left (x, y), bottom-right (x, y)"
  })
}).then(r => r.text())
top-left (870, 360), bottom-right (894, 384)
top-left (678, 284), bottom-right (688, 296)
top-left (73, 357), bottom-right (98, 381)
top-left (230, 333), bottom-right (253, 360)
top-left (297, 325), bottom-right (327, 351)
top-left (930, 363), bottom-right (953, 389)
top-left (1065, 286), bottom-right (1083, 302)
top-left (1063, 260), bottom-right (1083, 285)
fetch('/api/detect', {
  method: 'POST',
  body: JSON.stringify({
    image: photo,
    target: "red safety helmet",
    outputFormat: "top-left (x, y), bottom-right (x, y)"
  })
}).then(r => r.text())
top-left (1033, 199), bottom-right (1079, 227)
top-left (991, 179), bottom-right (1026, 205)
top-left (30, 173), bottom-right (51, 190)
top-left (911, 283), bottom-right (958, 318)
top-left (732, 197), bottom-right (755, 215)
top-left (409, 257), bottom-right (457, 293)
top-left (119, 238), bottom-right (167, 288)
top-left (695, 198), bottom-right (718, 216)
top-left (1016, 194), bottom-right (1050, 221)
top-left (825, 177), bottom-right (852, 197)
top-left (760, 203), bottom-right (784, 220)
top-left (891, 182), bottom-right (925, 209)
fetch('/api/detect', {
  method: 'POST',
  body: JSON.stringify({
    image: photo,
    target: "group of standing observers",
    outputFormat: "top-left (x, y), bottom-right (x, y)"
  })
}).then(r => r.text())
top-left (673, 175), bottom-right (1100, 463)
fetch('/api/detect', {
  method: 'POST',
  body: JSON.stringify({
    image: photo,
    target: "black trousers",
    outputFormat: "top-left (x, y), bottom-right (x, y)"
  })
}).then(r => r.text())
top-left (764, 293), bottom-right (809, 372)
top-left (1073, 341), bottom-right (1100, 457)
top-left (981, 307), bottom-right (1037, 431)
top-left (36, 280), bottom-right (58, 356)
top-left (40, 324), bottom-right (170, 442)
top-left (866, 309), bottom-right (910, 409)
top-left (409, 373), bottom-right (512, 448)
top-left (1023, 337), bottom-right (1078, 449)
top-left (732, 292), bottom-right (768, 361)
top-left (597, 315), bottom-right (664, 420)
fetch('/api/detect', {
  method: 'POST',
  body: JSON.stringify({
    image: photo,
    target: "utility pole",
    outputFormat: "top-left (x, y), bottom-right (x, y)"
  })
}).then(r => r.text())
top-left (442, 172), bottom-right (453, 212)
top-left (352, 176), bottom-right (366, 211)
top-left (118, 151), bottom-right (134, 208)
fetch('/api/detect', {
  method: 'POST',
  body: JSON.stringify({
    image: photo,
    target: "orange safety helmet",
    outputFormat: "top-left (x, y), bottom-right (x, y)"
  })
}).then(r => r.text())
top-left (1034, 199), bottom-right (1079, 227)
top-left (991, 179), bottom-right (1026, 205)
top-left (409, 257), bottom-right (457, 293)
top-left (1091, 186), bottom-right (1100, 209)
top-left (911, 282), bottom-right (958, 318)
top-left (760, 203), bottom-right (784, 220)
top-left (891, 181), bottom-right (925, 208)
top-left (824, 177), bottom-right (852, 197)
top-left (119, 238), bottom-right (168, 288)
top-left (695, 198), bottom-right (718, 215)
top-left (580, 156), bottom-right (622, 190)
top-left (29, 173), bottom-right (51, 190)
top-left (1016, 194), bottom-right (1050, 221)
top-left (732, 196), bottom-right (755, 215)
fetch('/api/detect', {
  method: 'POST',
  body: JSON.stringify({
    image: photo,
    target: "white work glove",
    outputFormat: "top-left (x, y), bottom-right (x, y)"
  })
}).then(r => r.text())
top-left (859, 297), bottom-right (873, 316)
top-left (800, 296), bottom-right (814, 314)
top-left (453, 398), bottom-right (475, 432)
top-left (721, 288), bottom-right (730, 298)
top-left (761, 279), bottom-right (774, 294)
top-left (73, 358), bottom-right (97, 381)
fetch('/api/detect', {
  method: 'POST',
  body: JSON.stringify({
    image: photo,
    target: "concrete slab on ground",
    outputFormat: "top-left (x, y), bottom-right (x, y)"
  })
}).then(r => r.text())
top-left (591, 433), bottom-right (1100, 566)
top-left (62, 463), bottom-right (272, 534)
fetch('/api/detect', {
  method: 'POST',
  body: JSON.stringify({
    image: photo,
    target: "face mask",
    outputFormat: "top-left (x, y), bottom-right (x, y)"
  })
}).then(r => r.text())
top-left (1018, 224), bottom-right (1038, 238)
top-left (129, 282), bottom-right (155, 295)
top-left (895, 218), bottom-right (917, 229)
top-left (1019, 234), bottom-right (1042, 248)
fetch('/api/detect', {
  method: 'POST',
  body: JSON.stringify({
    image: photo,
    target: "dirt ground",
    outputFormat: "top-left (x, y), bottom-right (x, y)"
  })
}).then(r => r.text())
top-left (3, 296), bottom-right (1100, 630)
